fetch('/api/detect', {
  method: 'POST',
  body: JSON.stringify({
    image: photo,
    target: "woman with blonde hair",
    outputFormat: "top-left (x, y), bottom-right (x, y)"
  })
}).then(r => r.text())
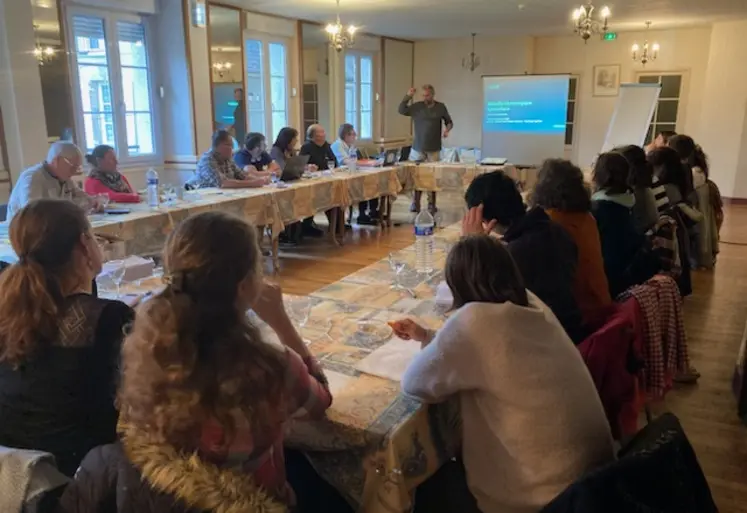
top-left (392, 235), bottom-right (613, 513)
top-left (0, 199), bottom-right (133, 476)
top-left (59, 211), bottom-right (337, 512)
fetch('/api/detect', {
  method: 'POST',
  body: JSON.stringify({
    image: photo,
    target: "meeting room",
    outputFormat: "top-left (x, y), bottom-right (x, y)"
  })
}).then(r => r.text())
top-left (1, 0), bottom-right (747, 512)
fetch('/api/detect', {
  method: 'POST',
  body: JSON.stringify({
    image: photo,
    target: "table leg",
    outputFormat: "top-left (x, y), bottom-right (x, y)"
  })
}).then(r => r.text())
top-left (329, 208), bottom-right (340, 246)
top-left (271, 230), bottom-right (280, 274)
top-left (386, 195), bottom-right (393, 227)
top-left (337, 206), bottom-right (346, 246)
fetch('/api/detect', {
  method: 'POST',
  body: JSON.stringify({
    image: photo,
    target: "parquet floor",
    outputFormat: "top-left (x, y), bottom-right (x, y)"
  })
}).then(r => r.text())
top-left (272, 193), bottom-right (747, 512)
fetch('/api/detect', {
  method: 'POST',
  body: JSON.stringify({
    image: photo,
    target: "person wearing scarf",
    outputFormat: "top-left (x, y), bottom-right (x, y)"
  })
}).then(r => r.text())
top-left (84, 145), bottom-right (141, 203)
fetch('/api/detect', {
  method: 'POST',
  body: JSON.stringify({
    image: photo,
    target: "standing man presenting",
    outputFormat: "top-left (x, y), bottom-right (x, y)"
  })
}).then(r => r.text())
top-left (399, 84), bottom-right (453, 213)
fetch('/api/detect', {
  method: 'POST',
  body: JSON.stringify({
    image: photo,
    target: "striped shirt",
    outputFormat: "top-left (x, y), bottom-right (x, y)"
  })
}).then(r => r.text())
top-left (652, 177), bottom-right (670, 215)
top-left (198, 347), bottom-right (332, 504)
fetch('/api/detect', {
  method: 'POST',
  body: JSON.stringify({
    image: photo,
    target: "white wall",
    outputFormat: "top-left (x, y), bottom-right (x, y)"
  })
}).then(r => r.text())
top-left (534, 27), bottom-right (711, 167)
top-left (154, 0), bottom-right (195, 160)
top-left (697, 20), bottom-right (747, 199)
top-left (383, 38), bottom-right (414, 140)
top-left (413, 36), bottom-right (534, 148)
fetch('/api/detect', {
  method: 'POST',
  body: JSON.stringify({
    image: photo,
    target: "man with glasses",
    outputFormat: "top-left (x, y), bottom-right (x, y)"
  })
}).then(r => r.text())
top-left (7, 141), bottom-right (101, 220)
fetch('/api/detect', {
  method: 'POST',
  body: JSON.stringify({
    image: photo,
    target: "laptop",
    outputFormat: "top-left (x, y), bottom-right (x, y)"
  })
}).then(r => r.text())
top-left (399, 146), bottom-right (411, 162)
top-left (383, 148), bottom-right (399, 166)
top-left (281, 154), bottom-right (310, 181)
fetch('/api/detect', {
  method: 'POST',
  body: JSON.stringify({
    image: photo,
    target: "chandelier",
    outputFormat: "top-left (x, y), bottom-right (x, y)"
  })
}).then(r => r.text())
top-left (462, 33), bottom-right (481, 73)
top-left (632, 22), bottom-right (660, 66)
top-left (212, 61), bottom-right (232, 78)
top-left (325, 0), bottom-right (357, 52)
top-left (32, 25), bottom-right (56, 65)
top-left (571, 2), bottom-right (610, 43)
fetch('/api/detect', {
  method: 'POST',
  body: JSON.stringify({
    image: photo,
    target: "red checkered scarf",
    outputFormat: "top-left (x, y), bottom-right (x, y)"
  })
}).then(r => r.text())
top-left (618, 275), bottom-right (690, 398)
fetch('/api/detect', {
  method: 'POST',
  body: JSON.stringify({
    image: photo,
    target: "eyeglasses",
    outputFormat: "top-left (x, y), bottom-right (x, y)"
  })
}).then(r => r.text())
top-left (62, 157), bottom-right (82, 173)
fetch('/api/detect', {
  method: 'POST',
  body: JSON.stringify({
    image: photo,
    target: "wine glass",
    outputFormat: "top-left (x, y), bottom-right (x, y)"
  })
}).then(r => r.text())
top-left (388, 253), bottom-right (407, 292)
top-left (108, 259), bottom-right (126, 299)
top-left (288, 297), bottom-right (313, 343)
top-left (96, 193), bottom-right (110, 210)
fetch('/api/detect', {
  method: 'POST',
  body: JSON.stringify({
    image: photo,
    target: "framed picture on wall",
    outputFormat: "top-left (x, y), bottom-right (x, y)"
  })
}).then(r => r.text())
top-left (593, 65), bottom-right (621, 97)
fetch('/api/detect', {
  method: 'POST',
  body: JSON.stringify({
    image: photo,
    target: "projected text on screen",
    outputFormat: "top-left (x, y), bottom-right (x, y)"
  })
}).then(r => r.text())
top-left (483, 77), bottom-right (569, 134)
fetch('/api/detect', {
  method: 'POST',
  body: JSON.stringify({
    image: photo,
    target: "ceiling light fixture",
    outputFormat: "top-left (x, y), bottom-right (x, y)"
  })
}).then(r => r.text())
top-left (212, 61), bottom-right (232, 78)
top-left (32, 24), bottom-right (57, 65)
top-left (632, 21), bottom-right (660, 66)
top-left (462, 33), bottom-right (481, 73)
top-left (571, 2), bottom-right (610, 43)
top-left (325, 0), bottom-right (357, 52)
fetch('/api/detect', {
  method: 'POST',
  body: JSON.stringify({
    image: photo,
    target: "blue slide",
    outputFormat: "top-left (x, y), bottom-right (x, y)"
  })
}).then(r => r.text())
top-left (483, 76), bottom-right (569, 134)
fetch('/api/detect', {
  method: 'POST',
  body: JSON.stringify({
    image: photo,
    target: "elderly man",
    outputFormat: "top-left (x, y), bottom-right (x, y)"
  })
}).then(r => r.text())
top-left (300, 124), bottom-right (338, 171)
top-left (7, 141), bottom-right (97, 220)
top-left (399, 84), bottom-right (453, 214)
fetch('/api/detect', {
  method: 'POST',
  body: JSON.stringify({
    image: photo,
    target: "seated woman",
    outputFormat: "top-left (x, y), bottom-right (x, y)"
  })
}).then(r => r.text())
top-left (234, 132), bottom-right (280, 179)
top-left (331, 123), bottom-right (379, 225)
top-left (392, 235), bottom-right (614, 513)
top-left (59, 211), bottom-right (338, 512)
top-left (0, 199), bottom-right (133, 477)
top-left (84, 145), bottom-right (140, 203)
top-left (591, 152), bottom-right (660, 298)
top-left (616, 145), bottom-right (658, 234)
top-left (668, 135), bottom-right (717, 269)
top-left (187, 130), bottom-right (270, 189)
top-left (269, 127), bottom-right (323, 241)
top-left (531, 159), bottom-right (612, 326)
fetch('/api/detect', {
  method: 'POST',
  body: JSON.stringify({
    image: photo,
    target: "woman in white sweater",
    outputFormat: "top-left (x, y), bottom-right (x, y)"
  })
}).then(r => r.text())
top-left (392, 235), bottom-right (614, 513)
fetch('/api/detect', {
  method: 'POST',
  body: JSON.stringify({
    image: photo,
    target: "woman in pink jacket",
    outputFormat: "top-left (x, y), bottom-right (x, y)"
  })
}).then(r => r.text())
top-left (84, 145), bottom-right (141, 203)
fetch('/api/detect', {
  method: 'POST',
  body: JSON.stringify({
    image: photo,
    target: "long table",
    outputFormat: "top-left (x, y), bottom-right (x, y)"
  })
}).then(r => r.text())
top-left (101, 222), bottom-right (464, 513)
top-left (0, 163), bottom-right (524, 270)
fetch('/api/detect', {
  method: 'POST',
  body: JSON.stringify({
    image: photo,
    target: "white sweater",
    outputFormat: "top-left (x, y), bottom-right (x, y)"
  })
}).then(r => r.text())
top-left (402, 296), bottom-right (614, 513)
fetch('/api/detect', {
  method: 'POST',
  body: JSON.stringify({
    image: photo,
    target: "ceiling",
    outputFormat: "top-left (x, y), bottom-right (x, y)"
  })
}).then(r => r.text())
top-left (236, 0), bottom-right (747, 39)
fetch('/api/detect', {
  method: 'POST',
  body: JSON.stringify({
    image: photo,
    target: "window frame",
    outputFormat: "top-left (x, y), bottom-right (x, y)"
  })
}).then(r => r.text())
top-left (243, 31), bottom-right (291, 142)
top-left (65, 6), bottom-right (161, 166)
top-left (344, 51), bottom-right (374, 142)
top-left (565, 75), bottom-right (579, 149)
top-left (636, 70), bottom-right (689, 145)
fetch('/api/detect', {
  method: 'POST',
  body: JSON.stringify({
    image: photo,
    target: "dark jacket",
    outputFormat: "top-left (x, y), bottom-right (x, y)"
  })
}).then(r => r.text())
top-left (591, 196), bottom-right (660, 298)
top-left (57, 425), bottom-right (285, 513)
top-left (503, 207), bottom-right (585, 343)
top-left (0, 294), bottom-right (133, 477)
top-left (299, 141), bottom-right (337, 170)
top-left (234, 149), bottom-right (273, 171)
top-left (541, 413), bottom-right (717, 513)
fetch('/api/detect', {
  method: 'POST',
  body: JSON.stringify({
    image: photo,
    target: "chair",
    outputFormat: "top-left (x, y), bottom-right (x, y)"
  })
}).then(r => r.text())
top-left (541, 413), bottom-right (717, 513)
top-left (0, 445), bottom-right (69, 513)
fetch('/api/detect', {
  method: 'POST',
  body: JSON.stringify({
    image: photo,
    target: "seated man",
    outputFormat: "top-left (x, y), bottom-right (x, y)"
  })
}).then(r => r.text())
top-left (300, 124), bottom-right (337, 171)
top-left (188, 130), bottom-right (270, 190)
top-left (8, 141), bottom-right (96, 220)
top-left (300, 125), bottom-right (340, 235)
top-left (331, 123), bottom-right (378, 226)
top-left (464, 171), bottom-right (585, 343)
top-left (234, 132), bottom-right (280, 176)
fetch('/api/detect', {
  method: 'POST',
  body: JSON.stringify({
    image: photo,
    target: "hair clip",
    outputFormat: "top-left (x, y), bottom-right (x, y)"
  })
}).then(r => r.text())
top-left (163, 271), bottom-right (185, 293)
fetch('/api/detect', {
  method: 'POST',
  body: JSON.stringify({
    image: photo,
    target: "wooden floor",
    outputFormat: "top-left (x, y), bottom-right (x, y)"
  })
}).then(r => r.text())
top-left (273, 193), bottom-right (747, 512)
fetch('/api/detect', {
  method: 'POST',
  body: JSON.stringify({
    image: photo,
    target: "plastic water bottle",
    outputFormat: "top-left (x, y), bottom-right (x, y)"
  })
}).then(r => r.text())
top-left (146, 168), bottom-right (159, 208)
top-left (414, 209), bottom-right (435, 274)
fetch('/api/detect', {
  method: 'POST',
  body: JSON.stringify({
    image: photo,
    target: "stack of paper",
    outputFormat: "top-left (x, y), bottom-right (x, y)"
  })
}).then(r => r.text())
top-left (355, 337), bottom-right (422, 382)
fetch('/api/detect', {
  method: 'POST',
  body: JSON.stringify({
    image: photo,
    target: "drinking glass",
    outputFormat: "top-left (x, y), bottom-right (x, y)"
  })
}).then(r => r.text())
top-left (96, 193), bottom-right (110, 210)
top-left (388, 253), bottom-right (407, 292)
top-left (108, 259), bottom-right (126, 299)
top-left (288, 297), bottom-right (313, 342)
top-left (326, 159), bottom-right (336, 171)
top-left (348, 154), bottom-right (358, 171)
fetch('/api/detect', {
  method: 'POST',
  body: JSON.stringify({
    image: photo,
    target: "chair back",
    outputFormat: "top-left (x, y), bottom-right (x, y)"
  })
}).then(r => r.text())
top-left (541, 413), bottom-right (717, 513)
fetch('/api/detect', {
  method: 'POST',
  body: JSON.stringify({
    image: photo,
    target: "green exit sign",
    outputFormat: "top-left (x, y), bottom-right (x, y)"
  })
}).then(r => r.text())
top-left (603, 32), bottom-right (618, 41)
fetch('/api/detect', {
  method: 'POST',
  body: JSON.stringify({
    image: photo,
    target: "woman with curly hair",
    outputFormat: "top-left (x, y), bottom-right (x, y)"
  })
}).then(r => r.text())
top-left (59, 211), bottom-right (340, 513)
top-left (531, 159), bottom-right (611, 324)
top-left (0, 199), bottom-right (132, 477)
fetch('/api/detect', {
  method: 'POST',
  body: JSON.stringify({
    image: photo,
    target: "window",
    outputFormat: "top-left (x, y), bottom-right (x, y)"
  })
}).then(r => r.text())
top-left (638, 73), bottom-right (683, 144)
top-left (69, 11), bottom-right (157, 161)
top-left (244, 37), bottom-right (290, 141)
top-left (566, 76), bottom-right (578, 146)
top-left (344, 53), bottom-right (373, 140)
top-left (303, 83), bottom-right (319, 133)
